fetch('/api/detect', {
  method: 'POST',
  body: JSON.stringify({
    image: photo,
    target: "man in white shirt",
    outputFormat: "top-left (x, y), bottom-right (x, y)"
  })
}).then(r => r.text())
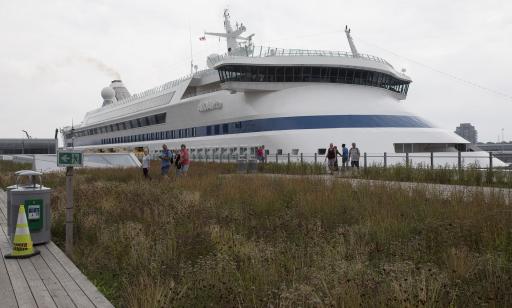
top-left (142, 148), bottom-right (151, 180)
top-left (349, 142), bottom-right (361, 169)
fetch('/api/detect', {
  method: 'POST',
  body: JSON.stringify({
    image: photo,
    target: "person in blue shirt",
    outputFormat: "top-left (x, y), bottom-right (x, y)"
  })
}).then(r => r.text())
top-left (159, 144), bottom-right (172, 177)
top-left (341, 144), bottom-right (349, 171)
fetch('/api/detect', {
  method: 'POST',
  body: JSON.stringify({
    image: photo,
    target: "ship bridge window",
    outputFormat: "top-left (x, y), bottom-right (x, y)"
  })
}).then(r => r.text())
top-left (217, 65), bottom-right (410, 96)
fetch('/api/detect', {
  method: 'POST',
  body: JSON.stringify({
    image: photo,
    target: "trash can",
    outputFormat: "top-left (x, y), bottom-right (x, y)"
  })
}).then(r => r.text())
top-left (7, 170), bottom-right (52, 245)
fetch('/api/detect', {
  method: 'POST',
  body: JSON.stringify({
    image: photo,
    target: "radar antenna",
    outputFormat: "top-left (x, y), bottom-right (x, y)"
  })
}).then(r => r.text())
top-left (204, 9), bottom-right (254, 55)
top-left (345, 25), bottom-right (359, 57)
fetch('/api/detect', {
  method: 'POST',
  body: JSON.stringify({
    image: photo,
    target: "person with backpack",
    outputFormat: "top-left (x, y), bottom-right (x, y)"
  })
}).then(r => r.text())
top-left (349, 142), bottom-right (361, 169)
top-left (325, 143), bottom-right (337, 175)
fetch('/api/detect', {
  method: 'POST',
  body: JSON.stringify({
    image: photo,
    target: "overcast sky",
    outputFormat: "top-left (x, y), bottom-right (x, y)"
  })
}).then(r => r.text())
top-left (1, 0), bottom-right (511, 142)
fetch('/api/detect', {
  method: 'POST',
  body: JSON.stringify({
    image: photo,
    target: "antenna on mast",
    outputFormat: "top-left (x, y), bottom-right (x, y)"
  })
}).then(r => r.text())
top-left (345, 25), bottom-right (359, 58)
top-left (204, 9), bottom-right (254, 55)
top-left (189, 20), bottom-right (194, 74)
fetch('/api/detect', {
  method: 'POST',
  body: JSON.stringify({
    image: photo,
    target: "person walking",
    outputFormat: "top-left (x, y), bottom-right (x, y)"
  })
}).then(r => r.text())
top-left (142, 148), bottom-right (152, 180)
top-left (325, 143), bottom-right (337, 175)
top-left (333, 146), bottom-right (342, 172)
top-left (256, 146), bottom-right (266, 163)
top-left (341, 144), bottom-right (349, 171)
top-left (349, 142), bottom-right (361, 169)
top-left (159, 144), bottom-right (172, 177)
top-left (177, 144), bottom-right (190, 176)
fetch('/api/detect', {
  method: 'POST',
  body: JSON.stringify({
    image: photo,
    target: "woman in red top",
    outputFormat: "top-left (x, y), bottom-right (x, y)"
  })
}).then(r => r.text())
top-left (177, 144), bottom-right (190, 176)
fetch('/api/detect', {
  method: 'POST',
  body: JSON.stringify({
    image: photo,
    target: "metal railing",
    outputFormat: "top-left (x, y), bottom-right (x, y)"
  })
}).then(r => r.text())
top-left (190, 151), bottom-right (508, 172)
top-left (85, 69), bottom-right (218, 116)
top-left (207, 45), bottom-right (391, 67)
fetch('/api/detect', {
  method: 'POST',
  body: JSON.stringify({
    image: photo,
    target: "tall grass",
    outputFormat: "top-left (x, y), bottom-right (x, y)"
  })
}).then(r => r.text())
top-left (0, 160), bottom-right (32, 173)
top-left (252, 161), bottom-right (512, 188)
top-left (2, 162), bottom-right (504, 307)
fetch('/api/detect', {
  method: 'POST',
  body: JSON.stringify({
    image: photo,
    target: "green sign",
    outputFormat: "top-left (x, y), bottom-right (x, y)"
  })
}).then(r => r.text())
top-left (58, 151), bottom-right (83, 167)
top-left (25, 199), bottom-right (43, 232)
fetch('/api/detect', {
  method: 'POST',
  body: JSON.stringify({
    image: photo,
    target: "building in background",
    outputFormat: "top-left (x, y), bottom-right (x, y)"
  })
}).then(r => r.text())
top-left (455, 123), bottom-right (478, 144)
top-left (0, 139), bottom-right (57, 155)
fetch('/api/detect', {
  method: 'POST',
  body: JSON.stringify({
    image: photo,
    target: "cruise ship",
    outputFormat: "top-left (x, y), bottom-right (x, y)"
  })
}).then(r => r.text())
top-left (62, 10), bottom-right (498, 166)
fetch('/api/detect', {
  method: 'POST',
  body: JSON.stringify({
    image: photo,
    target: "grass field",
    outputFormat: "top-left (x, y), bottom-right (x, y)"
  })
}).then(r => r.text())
top-left (1, 161), bottom-right (512, 307)
top-left (257, 161), bottom-right (512, 188)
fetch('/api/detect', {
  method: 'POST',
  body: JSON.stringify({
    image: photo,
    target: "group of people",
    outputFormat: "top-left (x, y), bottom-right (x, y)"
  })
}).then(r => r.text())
top-left (141, 144), bottom-right (190, 179)
top-left (325, 142), bottom-right (361, 174)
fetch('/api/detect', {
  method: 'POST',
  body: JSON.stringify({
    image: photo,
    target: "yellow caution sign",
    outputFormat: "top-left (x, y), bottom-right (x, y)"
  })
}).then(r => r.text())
top-left (4, 204), bottom-right (40, 259)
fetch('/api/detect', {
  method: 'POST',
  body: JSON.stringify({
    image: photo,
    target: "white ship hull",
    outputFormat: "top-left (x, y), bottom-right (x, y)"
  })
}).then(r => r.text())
top-left (62, 10), bottom-right (505, 168)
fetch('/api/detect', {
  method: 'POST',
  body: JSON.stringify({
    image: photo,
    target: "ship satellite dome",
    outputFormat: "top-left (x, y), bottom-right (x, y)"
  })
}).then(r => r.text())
top-left (207, 54), bottom-right (220, 69)
top-left (101, 86), bottom-right (115, 100)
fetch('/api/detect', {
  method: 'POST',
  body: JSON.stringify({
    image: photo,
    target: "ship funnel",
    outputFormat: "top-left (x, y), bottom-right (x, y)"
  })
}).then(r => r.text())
top-left (110, 80), bottom-right (131, 101)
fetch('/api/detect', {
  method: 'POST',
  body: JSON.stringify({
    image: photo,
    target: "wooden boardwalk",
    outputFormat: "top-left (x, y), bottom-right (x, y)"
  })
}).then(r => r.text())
top-left (0, 192), bottom-right (114, 308)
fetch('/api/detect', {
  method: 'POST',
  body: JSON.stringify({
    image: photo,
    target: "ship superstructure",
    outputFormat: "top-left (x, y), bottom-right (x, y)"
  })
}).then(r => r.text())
top-left (63, 10), bottom-right (497, 165)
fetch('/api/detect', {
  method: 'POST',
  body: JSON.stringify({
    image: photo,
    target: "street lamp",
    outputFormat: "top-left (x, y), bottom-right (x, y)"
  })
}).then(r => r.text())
top-left (22, 130), bottom-right (31, 139)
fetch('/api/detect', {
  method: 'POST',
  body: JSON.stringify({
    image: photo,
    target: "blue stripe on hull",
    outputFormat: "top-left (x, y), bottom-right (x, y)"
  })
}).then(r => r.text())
top-left (236, 115), bottom-right (432, 133)
top-left (95, 115), bottom-right (434, 146)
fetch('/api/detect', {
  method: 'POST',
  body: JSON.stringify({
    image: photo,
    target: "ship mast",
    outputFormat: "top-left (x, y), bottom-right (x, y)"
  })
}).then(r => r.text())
top-left (345, 25), bottom-right (359, 57)
top-left (204, 9), bottom-right (254, 54)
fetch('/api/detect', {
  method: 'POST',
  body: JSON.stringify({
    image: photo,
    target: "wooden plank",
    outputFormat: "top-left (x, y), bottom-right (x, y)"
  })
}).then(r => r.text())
top-left (0, 211), bottom-right (7, 227)
top-left (0, 194), bottom-right (8, 219)
top-left (30, 252), bottom-right (76, 308)
top-left (0, 190), bottom-right (113, 308)
top-left (46, 242), bottom-right (114, 308)
top-left (0, 191), bottom-right (6, 205)
top-left (0, 226), bottom-right (37, 308)
top-left (38, 245), bottom-right (95, 308)
top-left (18, 257), bottom-right (57, 308)
top-left (0, 242), bottom-right (18, 308)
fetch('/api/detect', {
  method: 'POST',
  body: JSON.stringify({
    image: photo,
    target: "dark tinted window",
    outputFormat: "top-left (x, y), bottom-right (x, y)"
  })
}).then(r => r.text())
top-left (220, 65), bottom-right (409, 95)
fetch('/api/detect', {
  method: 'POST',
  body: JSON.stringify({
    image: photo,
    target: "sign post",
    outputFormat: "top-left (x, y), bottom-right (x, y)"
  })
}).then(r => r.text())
top-left (57, 150), bottom-right (83, 256)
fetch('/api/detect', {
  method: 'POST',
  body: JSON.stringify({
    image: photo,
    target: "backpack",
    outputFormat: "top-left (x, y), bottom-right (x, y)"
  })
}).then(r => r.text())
top-left (327, 148), bottom-right (336, 159)
top-left (175, 154), bottom-right (181, 169)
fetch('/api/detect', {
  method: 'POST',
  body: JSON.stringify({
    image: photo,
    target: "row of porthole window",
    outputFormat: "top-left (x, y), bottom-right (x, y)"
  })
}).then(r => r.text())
top-left (100, 120), bottom-right (244, 145)
top-left (68, 113), bottom-right (167, 139)
top-left (101, 127), bottom-right (197, 145)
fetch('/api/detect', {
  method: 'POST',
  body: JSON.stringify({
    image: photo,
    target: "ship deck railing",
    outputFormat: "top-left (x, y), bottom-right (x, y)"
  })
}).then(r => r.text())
top-left (189, 151), bottom-right (507, 171)
top-left (207, 45), bottom-right (391, 67)
top-left (84, 69), bottom-right (218, 117)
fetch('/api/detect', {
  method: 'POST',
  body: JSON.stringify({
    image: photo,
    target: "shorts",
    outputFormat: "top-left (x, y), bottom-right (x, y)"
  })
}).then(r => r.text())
top-left (328, 158), bottom-right (336, 169)
top-left (342, 157), bottom-right (348, 164)
top-left (351, 160), bottom-right (359, 168)
top-left (177, 164), bottom-right (189, 175)
top-left (143, 168), bottom-right (150, 178)
top-left (161, 166), bottom-right (170, 176)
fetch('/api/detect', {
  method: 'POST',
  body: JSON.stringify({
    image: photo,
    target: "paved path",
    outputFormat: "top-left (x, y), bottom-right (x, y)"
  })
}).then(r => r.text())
top-left (0, 191), bottom-right (114, 308)
top-left (243, 173), bottom-right (512, 203)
